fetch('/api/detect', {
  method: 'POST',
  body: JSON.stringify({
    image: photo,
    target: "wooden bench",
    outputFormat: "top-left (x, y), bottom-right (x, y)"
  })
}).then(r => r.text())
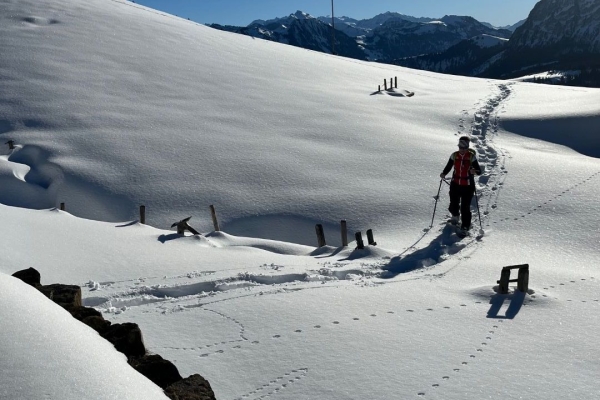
top-left (497, 264), bottom-right (529, 294)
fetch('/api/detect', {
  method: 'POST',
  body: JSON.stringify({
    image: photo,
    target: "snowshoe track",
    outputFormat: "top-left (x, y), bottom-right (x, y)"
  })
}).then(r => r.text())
top-left (384, 83), bottom-right (514, 277)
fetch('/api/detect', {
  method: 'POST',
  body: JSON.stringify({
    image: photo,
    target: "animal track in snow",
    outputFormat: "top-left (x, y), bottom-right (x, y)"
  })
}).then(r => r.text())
top-left (418, 313), bottom-right (507, 397)
top-left (540, 277), bottom-right (599, 303)
top-left (233, 368), bottom-right (308, 400)
top-left (495, 171), bottom-right (600, 225)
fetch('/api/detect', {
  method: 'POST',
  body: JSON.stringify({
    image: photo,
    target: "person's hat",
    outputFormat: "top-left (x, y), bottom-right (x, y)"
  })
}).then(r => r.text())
top-left (458, 136), bottom-right (470, 149)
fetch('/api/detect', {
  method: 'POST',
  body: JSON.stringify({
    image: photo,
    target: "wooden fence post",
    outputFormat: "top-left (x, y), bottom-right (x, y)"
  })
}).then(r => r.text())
top-left (315, 224), bottom-right (326, 247)
top-left (384, 79), bottom-right (387, 90)
top-left (139, 205), bottom-right (146, 224)
top-left (378, 85), bottom-right (381, 92)
top-left (498, 268), bottom-right (510, 294)
top-left (395, 76), bottom-right (398, 88)
top-left (60, 202), bottom-right (65, 211)
top-left (209, 205), bottom-right (220, 231)
top-left (340, 220), bottom-right (348, 247)
top-left (6, 140), bottom-right (15, 150)
top-left (366, 229), bottom-right (377, 246)
top-left (517, 266), bottom-right (529, 293)
top-left (355, 232), bottom-right (364, 250)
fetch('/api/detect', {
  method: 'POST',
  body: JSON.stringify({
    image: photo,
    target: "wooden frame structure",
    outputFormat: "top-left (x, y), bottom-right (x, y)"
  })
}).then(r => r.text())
top-left (497, 264), bottom-right (529, 294)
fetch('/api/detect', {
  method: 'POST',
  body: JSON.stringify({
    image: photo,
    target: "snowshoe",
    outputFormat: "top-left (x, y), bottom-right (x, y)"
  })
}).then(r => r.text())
top-left (456, 225), bottom-right (470, 238)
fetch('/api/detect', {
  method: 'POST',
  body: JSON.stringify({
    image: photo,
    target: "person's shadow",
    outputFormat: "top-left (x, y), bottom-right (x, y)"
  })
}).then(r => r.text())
top-left (487, 289), bottom-right (526, 319)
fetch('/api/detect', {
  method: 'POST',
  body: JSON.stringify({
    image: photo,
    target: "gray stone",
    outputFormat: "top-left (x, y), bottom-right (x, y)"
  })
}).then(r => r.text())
top-left (164, 374), bottom-right (216, 400)
top-left (38, 284), bottom-right (82, 308)
top-left (101, 322), bottom-right (146, 358)
top-left (82, 316), bottom-right (112, 334)
top-left (129, 354), bottom-right (182, 389)
top-left (11, 268), bottom-right (41, 287)
top-left (67, 305), bottom-right (102, 321)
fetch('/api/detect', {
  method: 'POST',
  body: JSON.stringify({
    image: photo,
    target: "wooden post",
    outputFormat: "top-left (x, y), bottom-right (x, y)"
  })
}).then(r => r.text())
top-left (60, 202), bottom-right (65, 211)
top-left (209, 205), bottom-right (220, 231)
top-left (498, 268), bottom-right (510, 294)
top-left (517, 266), bottom-right (529, 293)
top-left (355, 232), bottom-right (364, 250)
top-left (6, 140), bottom-right (15, 150)
top-left (340, 220), bottom-right (348, 247)
top-left (384, 79), bottom-right (387, 90)
top-left (395, 76), bottom-right (398, 88)
top-left (366, 229), bottom-right (377, 246)
top-left (315, 224), bottom-right (326, 247)
top-left (139, 205), bottom-right (146, 224)
top-left (378, 85), bottom-right (381, 92)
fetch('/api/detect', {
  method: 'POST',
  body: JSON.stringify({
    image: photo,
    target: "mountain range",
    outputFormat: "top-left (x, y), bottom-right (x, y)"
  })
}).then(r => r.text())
top-left (210, 0), bottom-right (600, 87)
top-left (210, 11), bottom-right (515, 62)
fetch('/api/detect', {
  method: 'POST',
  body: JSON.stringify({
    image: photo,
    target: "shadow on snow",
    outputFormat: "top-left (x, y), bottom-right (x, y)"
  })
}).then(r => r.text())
top-left (379, 224), bottom-right (467, 279)
top-left (487, 290), bottom-right (526, 319)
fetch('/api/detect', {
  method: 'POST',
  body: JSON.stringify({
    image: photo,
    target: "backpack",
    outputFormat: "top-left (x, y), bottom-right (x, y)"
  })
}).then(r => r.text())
top-left (451, 149), bottom-right (476, 185)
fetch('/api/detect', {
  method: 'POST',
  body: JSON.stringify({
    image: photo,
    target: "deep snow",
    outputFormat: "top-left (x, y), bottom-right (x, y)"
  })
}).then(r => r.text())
top-left (1, 0), bottom-right (600, 399)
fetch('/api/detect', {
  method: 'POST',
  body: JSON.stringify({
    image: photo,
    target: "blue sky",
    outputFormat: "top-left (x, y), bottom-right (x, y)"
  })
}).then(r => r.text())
top-left (132, 0), bottom-right (540, 27)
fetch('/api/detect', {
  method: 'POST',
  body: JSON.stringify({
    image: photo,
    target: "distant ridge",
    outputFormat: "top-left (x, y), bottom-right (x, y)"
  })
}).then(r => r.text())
top-left (210, 2), bottom-right (600, 87)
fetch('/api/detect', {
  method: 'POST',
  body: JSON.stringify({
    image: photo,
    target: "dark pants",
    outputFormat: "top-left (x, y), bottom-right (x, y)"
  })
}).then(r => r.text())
top-left (449, 182), bottom-right (475, 229)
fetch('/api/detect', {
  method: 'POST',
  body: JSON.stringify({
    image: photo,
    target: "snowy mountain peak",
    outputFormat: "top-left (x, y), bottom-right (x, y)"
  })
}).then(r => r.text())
top-left (292, 10), bottom-right (314, 21)
top-left (440, 15), bottom-right (471, 25)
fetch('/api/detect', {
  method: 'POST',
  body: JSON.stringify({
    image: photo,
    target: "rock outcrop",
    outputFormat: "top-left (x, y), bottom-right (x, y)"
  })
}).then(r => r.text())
top-left (11, 268), bottom-right (217, 400)
top-left (129, 354), bottom-right (183, 389)
top-left (165, 374), bottom-right (216, 400)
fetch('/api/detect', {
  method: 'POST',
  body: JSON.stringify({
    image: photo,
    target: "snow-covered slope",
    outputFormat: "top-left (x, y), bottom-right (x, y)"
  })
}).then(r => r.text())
top-left (1, 0), bottom-right (600, 399)
top-left (0, 0), bottom-right (503, 247)
top-left (0, 273), bottom-right (168, 400)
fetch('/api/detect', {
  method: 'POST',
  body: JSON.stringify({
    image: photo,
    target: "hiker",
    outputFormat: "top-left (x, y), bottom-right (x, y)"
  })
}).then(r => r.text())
top-left (439, 136), bottom-right (482, 232)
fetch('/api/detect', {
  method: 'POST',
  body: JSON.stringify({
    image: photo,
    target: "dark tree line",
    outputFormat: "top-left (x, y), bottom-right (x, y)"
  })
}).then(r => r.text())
top-left (530, 67), bottom-right (600, 88)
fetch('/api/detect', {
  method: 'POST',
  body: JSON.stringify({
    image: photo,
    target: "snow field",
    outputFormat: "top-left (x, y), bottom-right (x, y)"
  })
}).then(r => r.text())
top-left (1, 0), bottom-right (600, 399)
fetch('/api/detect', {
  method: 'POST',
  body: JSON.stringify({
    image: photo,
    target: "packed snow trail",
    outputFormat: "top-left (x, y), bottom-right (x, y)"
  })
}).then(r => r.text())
top-left (381, 83), bottom-right (513, 278)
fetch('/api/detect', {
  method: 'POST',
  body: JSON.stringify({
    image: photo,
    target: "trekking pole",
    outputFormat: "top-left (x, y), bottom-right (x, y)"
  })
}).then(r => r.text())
top-left (471, 175), bottom-right (483, 231)
top-left (430, 178), bottom-right (444, 228)
top-left (474, 188), bottom-right (483, 230)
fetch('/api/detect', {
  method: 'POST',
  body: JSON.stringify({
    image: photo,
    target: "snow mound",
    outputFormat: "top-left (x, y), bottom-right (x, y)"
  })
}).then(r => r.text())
top-left (0, 273), bottom-right (168, 400)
